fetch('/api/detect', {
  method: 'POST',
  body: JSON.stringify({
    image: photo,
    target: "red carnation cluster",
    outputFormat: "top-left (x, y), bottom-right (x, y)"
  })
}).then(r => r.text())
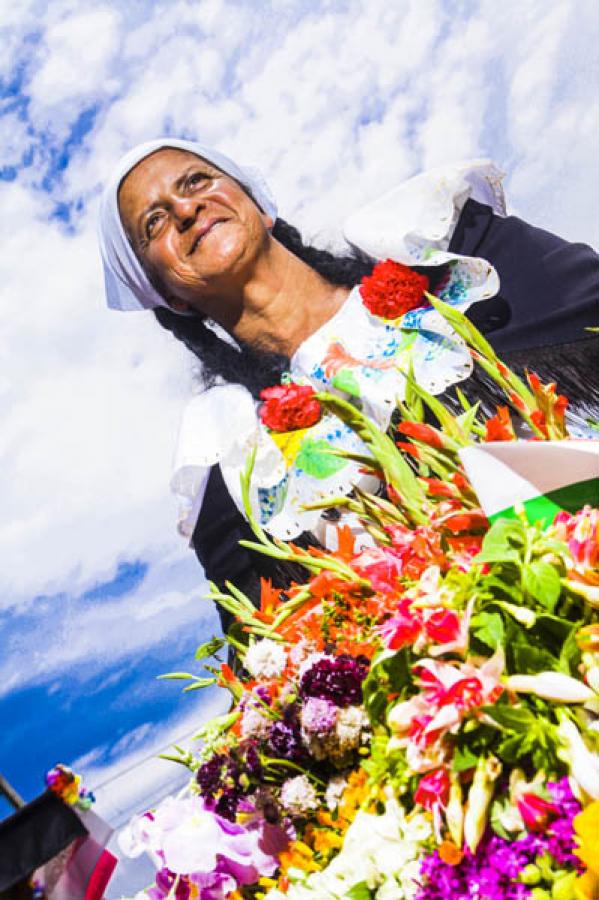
top-left (360, 259), bottom-right (429, 320)
top-left (259, 383), bottom-right (322, 432)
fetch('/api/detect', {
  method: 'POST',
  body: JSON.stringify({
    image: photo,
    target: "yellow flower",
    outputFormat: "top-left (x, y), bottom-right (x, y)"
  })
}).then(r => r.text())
top-left (278, 840), bottom-right (320, 875)
top-left (312, 829), bottom-right (343, 854)
top-left (574, 802), bottom-right (599, 875)
top-left (574, 871), bottom-right (599, 900)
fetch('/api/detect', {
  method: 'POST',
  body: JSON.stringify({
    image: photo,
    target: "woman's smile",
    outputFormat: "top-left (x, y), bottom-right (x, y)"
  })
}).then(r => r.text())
top-left (187, 218), bottom-right (228, 256)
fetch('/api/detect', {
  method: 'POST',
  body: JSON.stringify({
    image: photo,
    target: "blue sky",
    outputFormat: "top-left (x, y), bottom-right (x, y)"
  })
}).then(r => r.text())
top-left (2, 0), bottom-right (599, 890)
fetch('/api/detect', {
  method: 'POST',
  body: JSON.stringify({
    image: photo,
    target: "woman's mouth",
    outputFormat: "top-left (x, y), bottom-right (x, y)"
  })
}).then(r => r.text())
top-left (188, 219), bottom-right (226, 255)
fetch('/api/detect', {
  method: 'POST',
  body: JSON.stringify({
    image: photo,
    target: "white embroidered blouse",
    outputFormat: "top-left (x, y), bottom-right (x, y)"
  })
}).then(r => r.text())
top-left (171, 159), bottom-right (506, 544)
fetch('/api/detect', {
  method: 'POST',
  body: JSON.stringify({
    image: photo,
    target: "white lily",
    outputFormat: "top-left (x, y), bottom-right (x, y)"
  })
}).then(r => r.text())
top-left (505, 671), bottom-right (595, 703)
top-left (556, 714), bottom-right (599, 800)
top-left (463, 755), bottom-right (502, 853)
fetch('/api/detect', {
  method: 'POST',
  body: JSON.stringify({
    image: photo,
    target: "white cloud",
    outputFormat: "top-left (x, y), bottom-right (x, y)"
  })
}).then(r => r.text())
top-left (0, 549), bottom-right (219, 696)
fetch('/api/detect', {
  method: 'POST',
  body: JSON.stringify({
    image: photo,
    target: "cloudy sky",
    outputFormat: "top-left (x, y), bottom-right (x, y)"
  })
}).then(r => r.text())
top-left (2, 0), bottom-right (599, 886)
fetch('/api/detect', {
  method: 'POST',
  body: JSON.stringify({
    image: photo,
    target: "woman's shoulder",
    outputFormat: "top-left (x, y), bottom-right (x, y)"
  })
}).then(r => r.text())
top-left (343, 158), bottom-right (506, 264)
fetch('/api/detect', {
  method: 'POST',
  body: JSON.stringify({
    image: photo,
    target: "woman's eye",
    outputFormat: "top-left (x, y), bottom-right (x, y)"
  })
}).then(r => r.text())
top-left (145, 213), bottom-right (163, 238)
top-left (187, 172), bottom-right (208, 189)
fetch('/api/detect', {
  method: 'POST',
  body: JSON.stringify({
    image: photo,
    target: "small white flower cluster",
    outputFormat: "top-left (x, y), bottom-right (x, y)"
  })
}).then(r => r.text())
top-left (324, 774), bottom-right (348, 811)
top-left (265, 798), bottom-right (432, 899)
top-left (335, 706), bottom-right (370, 756)
top-left (279, 775), bottom-right (319, 817)
top-left (244, 638), bottom-right (287, 679)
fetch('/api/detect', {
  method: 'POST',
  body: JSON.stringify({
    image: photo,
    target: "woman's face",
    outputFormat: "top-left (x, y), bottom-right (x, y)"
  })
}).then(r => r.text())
top-left (118, 148), bottom-right (274, 316)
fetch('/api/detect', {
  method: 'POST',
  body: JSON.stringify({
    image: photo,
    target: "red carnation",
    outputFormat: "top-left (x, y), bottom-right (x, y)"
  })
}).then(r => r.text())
top-left (259, 383), bottom-right (322, 432)
top-left (360, 259), bottom-right (429, 320)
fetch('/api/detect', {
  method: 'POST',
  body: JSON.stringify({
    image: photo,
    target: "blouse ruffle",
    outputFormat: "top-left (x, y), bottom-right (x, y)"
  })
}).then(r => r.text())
top-left (172, 159), bottom-right (506, 541)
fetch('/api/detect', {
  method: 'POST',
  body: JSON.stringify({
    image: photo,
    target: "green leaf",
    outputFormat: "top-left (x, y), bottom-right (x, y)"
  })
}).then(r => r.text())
top-left (346, 882), bottom-right (373, 900)
top-left (482, 704), bottom-right (536, 732)
top-left (472, 611), bottom-right (505, 650)
top-left (182, 678), bottom-right (217, 692)
top-left (479, 518), bottom-right (525, 563)
top-left (157, 672), bottom-right (196, 680)
top-left (557, 626), bottom-right (582, 676)
top-left (511, 641), bottom-right (558, 674)
top-left (362, 650), bottom-right (410, 724)
top-left (195, 637), bottom-right (225, 661)
top-left (331, 368), bottom-right (361, 397)
top-left (295, 438), bottom-right (348, 479)
top-left (452, 743), bottom-right (480, 773)
top-left (317, 392), bottom-right (428, 522)
top-left (522, 560), bottom-right (561, 611)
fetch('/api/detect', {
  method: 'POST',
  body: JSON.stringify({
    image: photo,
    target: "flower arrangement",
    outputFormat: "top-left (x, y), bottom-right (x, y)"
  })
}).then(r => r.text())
top-left (121, 292), bottom-right (599, 900)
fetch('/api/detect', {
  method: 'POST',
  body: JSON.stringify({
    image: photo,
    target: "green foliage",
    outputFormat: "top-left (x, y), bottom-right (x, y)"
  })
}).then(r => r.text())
top-left (362, 649), bottom-right (410, 724)
top-left (471, 610), bottom-right (505, 650)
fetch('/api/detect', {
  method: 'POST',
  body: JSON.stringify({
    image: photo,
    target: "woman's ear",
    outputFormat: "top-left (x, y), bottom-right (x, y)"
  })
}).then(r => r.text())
top-left (262, 212), bottom-right (275, 231)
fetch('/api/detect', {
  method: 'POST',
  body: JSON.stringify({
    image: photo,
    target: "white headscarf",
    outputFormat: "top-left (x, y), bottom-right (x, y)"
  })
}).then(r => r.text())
top-left (98, 138), bottom-right (278, 313)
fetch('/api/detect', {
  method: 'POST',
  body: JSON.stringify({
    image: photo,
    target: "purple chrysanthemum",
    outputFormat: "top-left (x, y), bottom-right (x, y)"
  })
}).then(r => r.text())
top-left (268, 707), bottom-right (306, 762)
top-left (299, 654), bottom-right (369, 707)
top-left (300, 697), bottom-right (338, 735)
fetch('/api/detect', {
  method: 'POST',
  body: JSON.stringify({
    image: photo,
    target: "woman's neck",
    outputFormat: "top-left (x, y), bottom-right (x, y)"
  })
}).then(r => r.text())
top-left (213, 239), bottom-right (351, 357)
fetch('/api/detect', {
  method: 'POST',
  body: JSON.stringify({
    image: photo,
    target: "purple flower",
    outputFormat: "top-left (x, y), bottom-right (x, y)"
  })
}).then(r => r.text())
top-left (300, 697), bottom-right (338, 735)
top-left (417, 777), bottom-right (583, 899)
top-left (123, 795), bottom-right (287, 898)
top-left (299, 654), bottom-right (369, 707)
top-left (267, 706), bottom-right (306, 762)
top-left (196, 754), bottom-right (229, 797)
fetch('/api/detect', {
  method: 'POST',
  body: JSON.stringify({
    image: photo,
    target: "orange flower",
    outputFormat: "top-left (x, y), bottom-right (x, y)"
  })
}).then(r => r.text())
top-left (484, 406), bottom-right (516, 442)
top-left (438, 840), bottom-right (464, 866)
top-left (278, 840), bottom-right (320, 875)
top-left (254, 578), bottom-right (283, 624)
top-left (397, 420), bottom-right (446, 450)
top-left (442, 509), bottom-right (489, 534)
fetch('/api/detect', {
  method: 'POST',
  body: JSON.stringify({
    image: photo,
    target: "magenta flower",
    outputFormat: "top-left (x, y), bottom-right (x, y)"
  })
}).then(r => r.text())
top-left (517, 792), bottom-right (559, 833)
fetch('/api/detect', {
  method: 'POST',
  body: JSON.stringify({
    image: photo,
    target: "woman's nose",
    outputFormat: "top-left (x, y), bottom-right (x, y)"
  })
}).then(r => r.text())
top-left (171, 195), bottom-right (201, 230)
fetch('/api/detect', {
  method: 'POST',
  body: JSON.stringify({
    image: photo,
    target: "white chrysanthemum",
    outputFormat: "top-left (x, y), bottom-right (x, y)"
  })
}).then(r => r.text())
top-left (244, 638), bottom-right (287, 679)
top-left (335, 705), bottom-right (370, 755)
top-left (325, 774), bottom-right (348, 811)
top-left (279, 775), bottom-right (319, 816)
top-left (240, 703), bottom-right (271, 740)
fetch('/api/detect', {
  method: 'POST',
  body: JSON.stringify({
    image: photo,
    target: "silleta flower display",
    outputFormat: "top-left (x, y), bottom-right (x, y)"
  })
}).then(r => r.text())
top-left (118, 284), bottom-right (599, 900)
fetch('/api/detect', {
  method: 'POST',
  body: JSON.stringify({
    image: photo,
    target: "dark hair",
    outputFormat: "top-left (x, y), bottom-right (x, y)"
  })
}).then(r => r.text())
top-left (153, 218), bottom-right (377, 397)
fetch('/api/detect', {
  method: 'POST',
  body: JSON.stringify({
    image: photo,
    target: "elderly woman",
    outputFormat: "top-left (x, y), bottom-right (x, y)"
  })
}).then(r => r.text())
top-left (99, 139), bottom-right (599, 624)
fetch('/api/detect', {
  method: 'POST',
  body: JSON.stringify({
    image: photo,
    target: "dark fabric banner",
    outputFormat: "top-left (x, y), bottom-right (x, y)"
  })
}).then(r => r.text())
top-left (0, 791), bottom-right (87, 891)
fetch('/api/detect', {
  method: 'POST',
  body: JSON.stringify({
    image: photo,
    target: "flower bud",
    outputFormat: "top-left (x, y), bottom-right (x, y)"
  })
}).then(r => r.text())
top-left (505, 672), bottom-right (595, 704)
top-left (556, 714), bottom-right (599, 800)
top-left (445, 772), bottom-right (464, 848)
top-left (565, 579), bottom-right (599, 608)
top-left (519, 864), bottom-right (542, 885)
top-left (463, 755), bottom-right (502, 853)
top-left (499, 602), bottom-right (536, 628)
